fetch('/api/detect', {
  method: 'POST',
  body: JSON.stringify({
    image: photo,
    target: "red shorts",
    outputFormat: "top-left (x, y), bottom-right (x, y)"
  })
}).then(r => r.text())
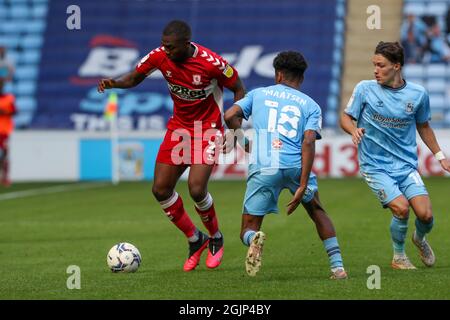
top-left (0, 134), bottom-right (9, 150)
top-left (156, 128), bottom-right (224, 166)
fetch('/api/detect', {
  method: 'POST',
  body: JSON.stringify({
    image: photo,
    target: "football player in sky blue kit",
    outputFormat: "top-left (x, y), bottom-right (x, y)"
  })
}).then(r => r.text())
top-left (340, 42), bottom-right (450, 269)
top-left (224, 51), bottom-right (347, 279)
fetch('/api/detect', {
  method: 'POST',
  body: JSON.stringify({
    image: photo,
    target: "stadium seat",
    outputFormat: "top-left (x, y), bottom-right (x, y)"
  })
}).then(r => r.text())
top-left (426, 64), bottom-right (446, 78)
top-left (21, 35), bottom-right (44, 48)
top-left (403, 65), bottom-right (424, 78)
top-left (426, 79), bottom-right (447, 92)
top-left (426, 3), bottom-right (447, 16)
top-left (403, 3), bottom-right (425, 15)
top-left (16, 96), bottom-right (37, 111)
top-left (430, 94), bottom-right (445, 108)
top-left (10, 5), bottom-right (30, 19)
top-left (31, 4), bottom-right (48, 18)
top-left (16, 81), bottom-right (37, 95)
top-left (15, 66), bottom-right (39, 80)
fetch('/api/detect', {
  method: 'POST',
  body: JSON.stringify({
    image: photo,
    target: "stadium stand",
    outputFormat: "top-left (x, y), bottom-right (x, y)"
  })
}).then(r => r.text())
top-left (401, 0), bottom-right (450, 128)
top-left (0, 0), bottom-right (47, 128)
top-left (1, 0), bottom-right (345, 130)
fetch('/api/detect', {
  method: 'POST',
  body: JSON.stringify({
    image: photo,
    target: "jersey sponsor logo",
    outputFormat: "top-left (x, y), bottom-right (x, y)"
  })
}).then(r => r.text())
top-left (372, 113), bottom-right (410, 129)
top-left (223, 64), bottom-right (234, 78)
top-left (167, 83), bottom-right (208, 101)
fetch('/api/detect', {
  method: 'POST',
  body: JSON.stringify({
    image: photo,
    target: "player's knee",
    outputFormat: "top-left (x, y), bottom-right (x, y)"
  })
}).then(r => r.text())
top-left (419, 208), bottom-right (433, 224)
top-left (151, 184), bottom-right (173, 202)
top-left (188, 184), bottom-right (206, 202)
top-left (392, 202), bottom-right (410, 219)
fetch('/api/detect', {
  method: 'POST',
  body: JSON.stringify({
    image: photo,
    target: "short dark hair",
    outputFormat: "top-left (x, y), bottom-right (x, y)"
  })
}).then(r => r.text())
top-left (273, 51), bottom-right (308, 81)
top-left (163, 20), bottom-right (191, 41)
top-left (374, 41), bottom-right (404, 66)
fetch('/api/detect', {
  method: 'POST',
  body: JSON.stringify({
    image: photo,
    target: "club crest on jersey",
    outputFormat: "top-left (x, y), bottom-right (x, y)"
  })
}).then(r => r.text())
top-left (223, 65), bottom-right (234, 78)
top-left (192, 74), bottom-right (202, 85)
top-left (405, 102), bottom-right (414, 114)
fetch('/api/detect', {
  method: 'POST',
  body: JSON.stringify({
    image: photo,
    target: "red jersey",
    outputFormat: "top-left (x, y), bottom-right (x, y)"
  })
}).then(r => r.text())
top-left (135, 42), bottom-right (239, 134)
top-left (0, 94), bottom-right (16, 135)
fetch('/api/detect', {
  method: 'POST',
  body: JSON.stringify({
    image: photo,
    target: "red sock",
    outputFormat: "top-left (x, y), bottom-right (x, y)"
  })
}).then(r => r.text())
top-left (195, 193), bottom-right (219, 236)
top-left (160, 193), bottom-right (196, 238)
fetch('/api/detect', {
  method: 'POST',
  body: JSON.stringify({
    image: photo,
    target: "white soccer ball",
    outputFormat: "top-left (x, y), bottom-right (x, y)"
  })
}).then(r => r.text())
top-left (107, 242), bottom-right (142, 273)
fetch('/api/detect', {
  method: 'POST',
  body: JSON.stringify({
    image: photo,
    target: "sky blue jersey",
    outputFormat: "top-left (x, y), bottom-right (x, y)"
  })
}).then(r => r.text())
top-left (344, 80), bottom-right (431, 173)
top-left (235, 84), bottom-right (322, 174)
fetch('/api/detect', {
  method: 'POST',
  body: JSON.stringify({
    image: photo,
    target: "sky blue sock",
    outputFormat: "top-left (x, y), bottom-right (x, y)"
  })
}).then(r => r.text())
top-left (242, 230), bottom-right (256, 247)
top-left (390, 216), bottom-right (408, 255)
top-left (415, 217), bottom-right (434, 241)
top-left (323, 237), bottom-right (344, 269)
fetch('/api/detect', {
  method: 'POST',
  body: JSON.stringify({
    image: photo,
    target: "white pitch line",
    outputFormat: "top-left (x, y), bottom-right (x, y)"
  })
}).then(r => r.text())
top-left (0, 183), bottom-right (109, 201)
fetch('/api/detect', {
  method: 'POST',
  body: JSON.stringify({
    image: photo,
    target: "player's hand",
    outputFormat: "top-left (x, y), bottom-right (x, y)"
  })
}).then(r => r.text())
top-left (440, 158), bottom-right (450, 173)
top-left (351, 127), bottom-right (365, 145)
top-left (243, 140), bottom-right (251, 153)
top-left (97, 79), bottom-right (116, 93)
top-left (286, 186), bottom-right (306, 215)
top-left (222, 130), bottom-right (236, 154)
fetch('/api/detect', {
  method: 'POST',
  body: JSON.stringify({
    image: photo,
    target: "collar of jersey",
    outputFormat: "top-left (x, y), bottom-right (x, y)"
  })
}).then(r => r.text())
top-left (190, 42), bottom-right (199, 58)
top-left (381, 80), bottom-right (407, 91)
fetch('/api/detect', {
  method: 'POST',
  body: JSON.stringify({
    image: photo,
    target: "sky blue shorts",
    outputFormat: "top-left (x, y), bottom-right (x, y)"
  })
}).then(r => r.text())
top-left (243, 168), bottom-right (318, 216)
top-left (360, 168), bottom-right (428, 207)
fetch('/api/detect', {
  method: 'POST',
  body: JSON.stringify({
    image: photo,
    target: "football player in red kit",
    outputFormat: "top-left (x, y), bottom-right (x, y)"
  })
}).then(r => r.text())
top-left (98, 20), bottom-right (245, 271)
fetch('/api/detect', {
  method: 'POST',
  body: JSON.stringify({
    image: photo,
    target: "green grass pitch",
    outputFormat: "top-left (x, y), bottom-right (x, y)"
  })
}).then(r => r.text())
top-left (0, 178), bottom-right (449, 299)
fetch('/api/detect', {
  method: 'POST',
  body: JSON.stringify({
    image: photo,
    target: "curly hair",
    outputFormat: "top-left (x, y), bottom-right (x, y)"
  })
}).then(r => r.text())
top-left (273, 51), bottom-right (308, 81)
top-left (163, 20), bottom-right (192, 41)
top-left (375, 41), bottom-right (404, 66)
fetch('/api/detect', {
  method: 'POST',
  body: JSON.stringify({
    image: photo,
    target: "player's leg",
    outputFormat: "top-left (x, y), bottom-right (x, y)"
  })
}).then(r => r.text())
top-left (301, 192), bottom-right (347, 279)
top-left (241, 214), bottom-right (265, 277)
top-left (0, 135), bottom-right (10, 186)
top-left (400, 170), bottom-right (435, 267)
top-left (362, 171), bottom-right (416, 269)
top-left (241, 170), bottom-right (281, 276)
top-left (188, 164), bottom-right (223, 269)
top-left (385, 195), bottom-right (416, 269)
top-left (409, 196), bottom-right (435, 267)
top-left (152, 162), bottom-right (207, 271)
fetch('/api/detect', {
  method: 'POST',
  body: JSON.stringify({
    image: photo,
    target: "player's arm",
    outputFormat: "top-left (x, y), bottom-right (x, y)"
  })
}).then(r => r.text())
top-left (224, 105), bottom-right (249, 153)
top-left (416, 121), bottom-right (450, 172)
top-left (340, 112), bottom-right (365, 145)
top-left (224, 105), bottom-right (243, 131)
top-left (287, 130), bottom-right (316, 215)
top-left (340, 82), bottom-right (366, 144)
top-left (97, 70), bottom-right (147, 93)
top-left (226, 76), bottom-right (246, 102)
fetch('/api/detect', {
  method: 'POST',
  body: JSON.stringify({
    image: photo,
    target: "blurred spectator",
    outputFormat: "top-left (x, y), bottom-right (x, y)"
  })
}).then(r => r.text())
top-left (0, 79), bottom-right (16, 187)
top-left (428, 23), bottom-right (450, 63)
top-left (401, 13), bottom-right (428, 63)
top-left (0, 47), bottom-right (15, 83)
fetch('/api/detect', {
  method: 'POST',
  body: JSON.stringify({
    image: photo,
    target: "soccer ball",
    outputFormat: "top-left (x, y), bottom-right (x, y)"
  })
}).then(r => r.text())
top-left (107, 242), bottom-right (142, 273)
